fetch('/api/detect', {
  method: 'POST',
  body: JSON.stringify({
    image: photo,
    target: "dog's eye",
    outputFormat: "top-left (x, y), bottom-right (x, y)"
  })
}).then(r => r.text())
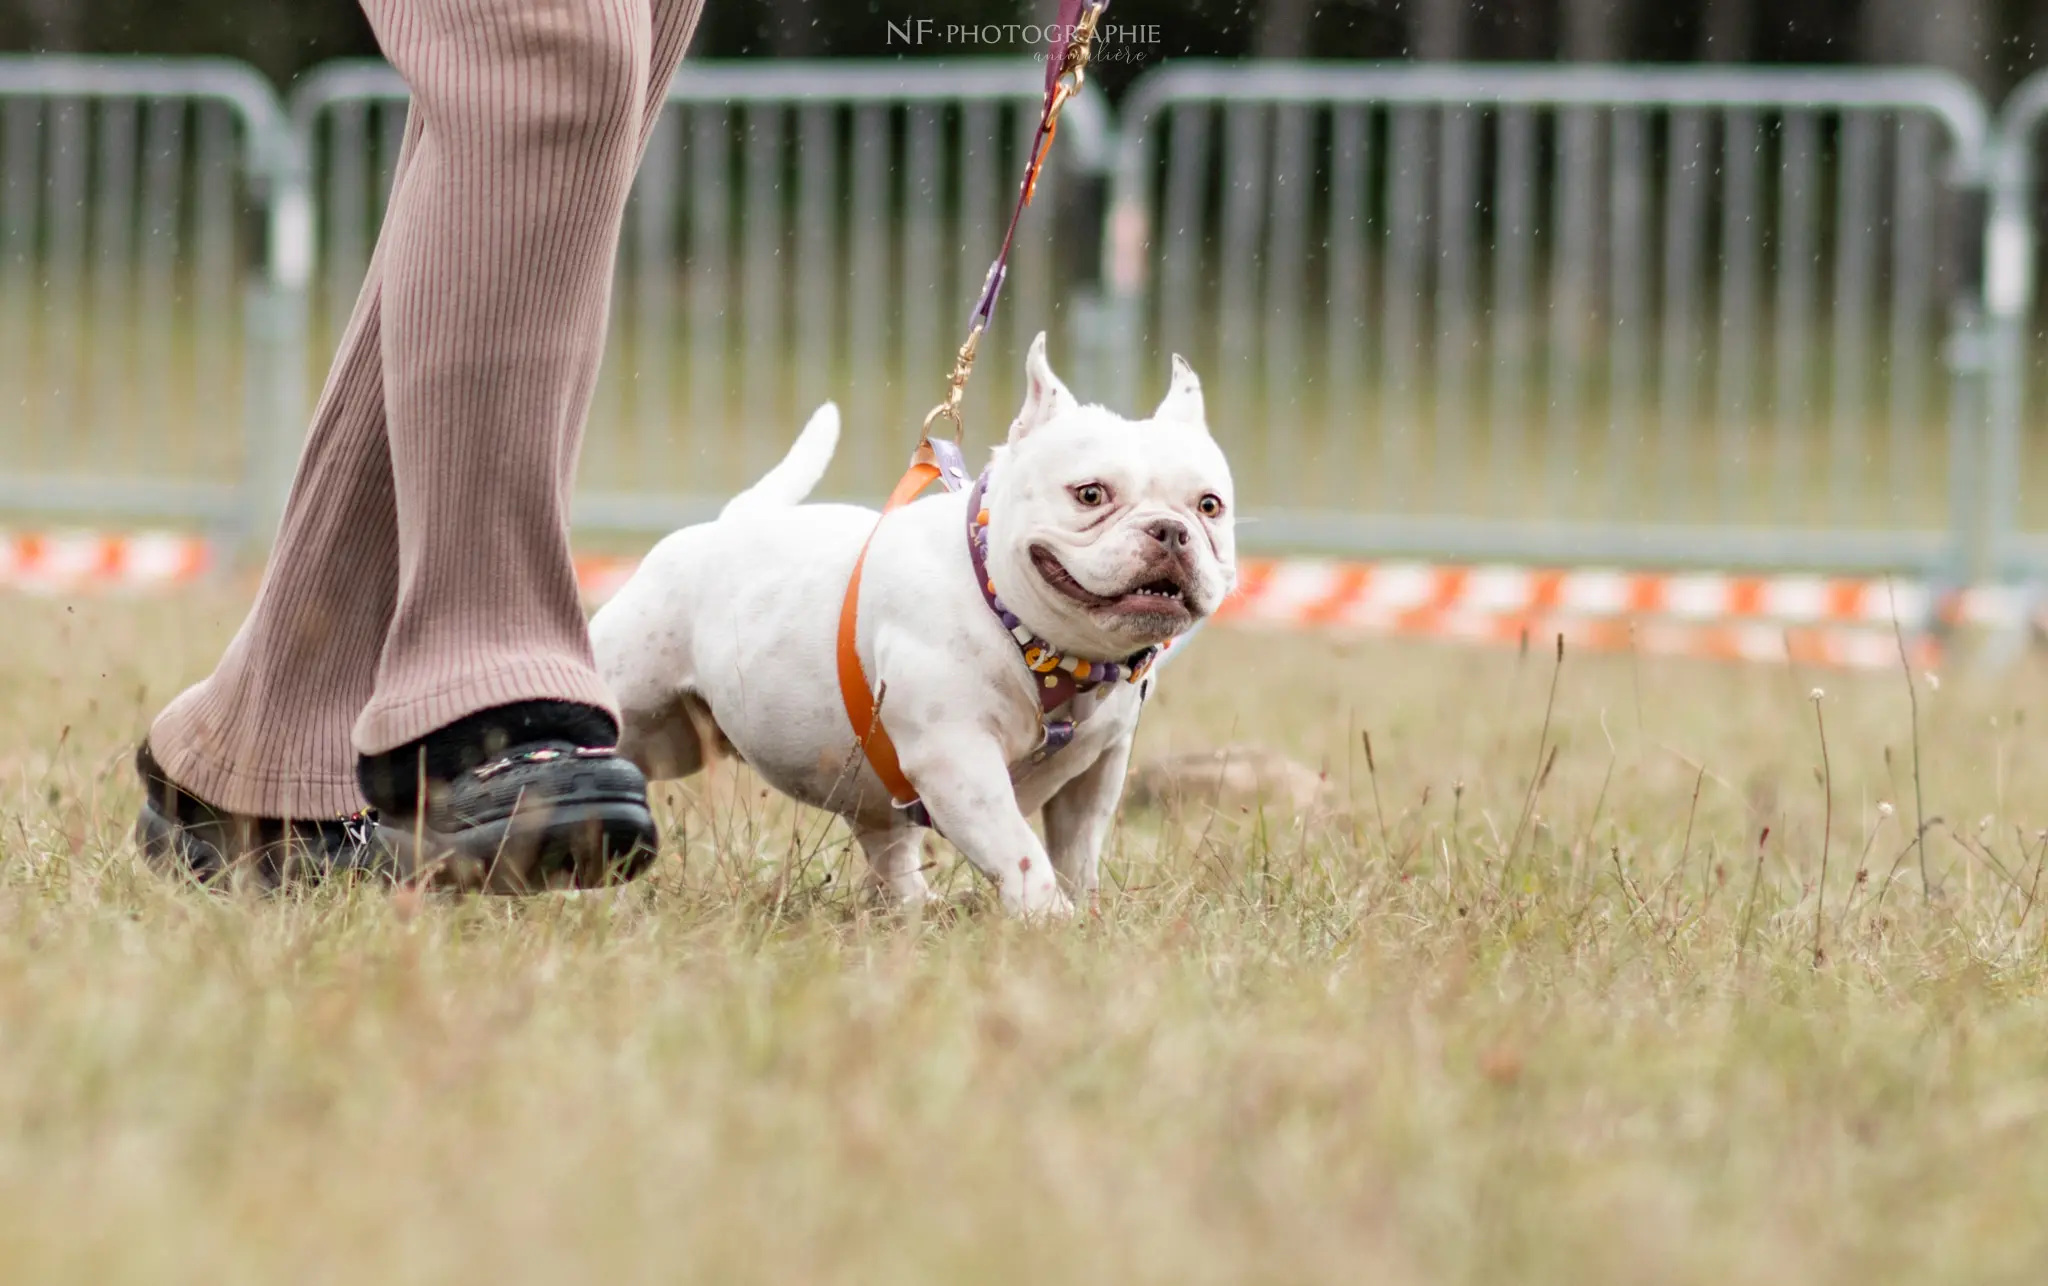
top-left (1073, 483), bottom-right (1109, 507)
top-left (1197, 494), bottom-right (1225, 518)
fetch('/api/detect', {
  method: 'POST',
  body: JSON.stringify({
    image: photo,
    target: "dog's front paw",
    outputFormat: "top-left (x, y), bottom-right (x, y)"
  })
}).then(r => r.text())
top-left (1001, 859), bottom-right (1075, 920)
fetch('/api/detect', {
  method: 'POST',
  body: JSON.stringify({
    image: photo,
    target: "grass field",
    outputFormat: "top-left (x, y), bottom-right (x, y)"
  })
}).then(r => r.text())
top-left (7, 591), bottom-right (2048, 1283)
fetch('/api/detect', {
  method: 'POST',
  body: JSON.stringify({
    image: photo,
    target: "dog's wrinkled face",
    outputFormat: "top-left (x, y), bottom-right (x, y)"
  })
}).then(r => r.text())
top-left (982, 333), bottom-right (1237, 661)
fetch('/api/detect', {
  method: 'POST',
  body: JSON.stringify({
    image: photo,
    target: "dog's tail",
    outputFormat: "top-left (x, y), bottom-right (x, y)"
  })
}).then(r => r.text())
top-left (720, 403), bottom-right (840, 520)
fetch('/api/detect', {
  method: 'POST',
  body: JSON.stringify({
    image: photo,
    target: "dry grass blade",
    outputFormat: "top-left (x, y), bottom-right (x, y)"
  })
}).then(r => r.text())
top-left (1503, 633), bottom-right (1566, 880)
top-left (1737, 825), bottom-right (1771, 968)
top-left (1811, 690), bottom-right (1832, 966)
top-left (1362, 729), bottom-right (1390, 859)
top-left (1671, 763), bottom-right (1706, 918)
top-left (1887, 578), bottom-right (1931, 897)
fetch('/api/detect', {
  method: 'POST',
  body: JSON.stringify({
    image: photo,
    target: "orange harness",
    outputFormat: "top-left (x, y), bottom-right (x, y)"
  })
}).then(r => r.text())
top-left (834, 439), bottom-right (963, 811)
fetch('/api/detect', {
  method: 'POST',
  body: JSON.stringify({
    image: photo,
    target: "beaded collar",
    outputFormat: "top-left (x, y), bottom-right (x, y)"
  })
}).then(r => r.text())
top-left (965, 467), bottom-right (1163, 765)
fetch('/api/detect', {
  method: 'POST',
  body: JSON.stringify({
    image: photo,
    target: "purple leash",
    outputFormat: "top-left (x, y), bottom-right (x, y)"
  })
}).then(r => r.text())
top-left (965, 0), bottom-right (1108, 341)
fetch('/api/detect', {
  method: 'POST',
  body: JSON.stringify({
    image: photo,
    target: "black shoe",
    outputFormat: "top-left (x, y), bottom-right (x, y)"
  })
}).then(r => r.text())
top-left (134, 744), bottom-right (392, 889)
top-left (357, 702), bottom-right (659, 893)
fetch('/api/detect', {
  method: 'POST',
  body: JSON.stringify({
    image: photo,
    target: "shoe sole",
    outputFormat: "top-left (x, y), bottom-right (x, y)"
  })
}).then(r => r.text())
top-left (135, 798), bottom-right (228, 881)
top-left (376, 800), bottom-right (658, 894)
top-left (137, 796), bottom-right (656, 895)
top-left (134, 798), bottom-right (399, 889)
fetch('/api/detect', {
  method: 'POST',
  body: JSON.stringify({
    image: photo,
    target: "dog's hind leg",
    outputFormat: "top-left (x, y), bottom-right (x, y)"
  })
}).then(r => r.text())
top-left (854, 825), bottom-right (937, 907)
top-left (617, 691), bottom-right (728, 783)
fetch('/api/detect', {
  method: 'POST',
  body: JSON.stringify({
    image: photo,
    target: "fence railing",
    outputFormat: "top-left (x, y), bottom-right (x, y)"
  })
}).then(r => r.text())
top-left (0, 55), bottom-right (298, 536)
top-left (1988, 78), bottom-right (2048, 583)
top-left (1105, 63), bottom-right (1992, 574)
top-left (6, 54), bottom-right (2048, 587)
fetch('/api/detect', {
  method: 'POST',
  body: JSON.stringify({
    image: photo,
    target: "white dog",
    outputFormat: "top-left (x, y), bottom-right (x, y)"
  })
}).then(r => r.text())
top-left (590, 334), bottom-right (1237, 916)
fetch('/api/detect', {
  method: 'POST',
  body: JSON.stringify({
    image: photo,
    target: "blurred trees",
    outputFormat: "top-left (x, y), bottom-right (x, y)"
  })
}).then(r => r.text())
top-left (17, 0), bottom-right (77, 50)
top-left (1255, 0), bottom-right (1317, 59)
top-left (1561, 0), bottom-right (1628, 61)
top-left (1860, 0), bottom-right (1996, 91)
top-left (1410, 0), bottom-right (1468, 61)
top-left (1700, 0), bottom-right (1751, 62)
top-left (0, 0), bottom-right (2038, 94)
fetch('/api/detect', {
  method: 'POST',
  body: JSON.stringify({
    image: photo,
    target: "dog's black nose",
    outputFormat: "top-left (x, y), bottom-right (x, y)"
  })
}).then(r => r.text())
top-left (1146, 517), bottom-right (1192, 549)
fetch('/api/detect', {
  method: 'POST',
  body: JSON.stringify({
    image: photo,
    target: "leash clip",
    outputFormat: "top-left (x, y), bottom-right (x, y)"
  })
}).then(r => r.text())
top-left (920, 322), bottom-right (984, 441)
top-left (1050, 2), bottom-right (1105, 118)
top-left (1026, 4), bottom-right (1104, 205)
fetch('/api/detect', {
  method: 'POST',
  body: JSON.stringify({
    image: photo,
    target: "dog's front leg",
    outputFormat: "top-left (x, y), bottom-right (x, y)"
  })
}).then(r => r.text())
top-left (899, 735), bottom-right (1073, 919)
top-left (1042, 734), bottom-right (1134, 906)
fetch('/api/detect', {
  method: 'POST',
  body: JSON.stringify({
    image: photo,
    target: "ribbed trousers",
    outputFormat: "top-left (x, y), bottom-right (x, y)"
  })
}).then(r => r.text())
top-left (149, 0), bottom-right (706, 819)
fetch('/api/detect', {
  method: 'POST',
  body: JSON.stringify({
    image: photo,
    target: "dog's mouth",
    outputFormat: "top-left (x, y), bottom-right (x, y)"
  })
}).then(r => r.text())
top-left (1030, 545), bottom-right (1195, 621)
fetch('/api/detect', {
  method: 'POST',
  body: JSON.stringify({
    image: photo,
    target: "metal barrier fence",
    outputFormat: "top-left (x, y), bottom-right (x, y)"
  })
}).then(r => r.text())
top-left (291, 59), bottom-right (1114, 531)
top-left (0, 55), bottom-right (299, 538)
top-left (1104, 63), bottom-right (1991, 574)
top-left (1988, 76), bottom-right (2048, 584)
top-left (10, 54), bottom-right (2048, 583)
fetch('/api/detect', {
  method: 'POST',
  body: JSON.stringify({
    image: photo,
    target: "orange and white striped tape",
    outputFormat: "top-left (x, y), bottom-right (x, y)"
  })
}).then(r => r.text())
top-left (1, 530), bottom-right (213, 594)
top-left (1211, 559), bottom-right (2016, 630)
top-left (1208, 559), bottom-right (1978, 671)
top-left (2, 533), bottom-right (2020, 671)
top-left (1218, 596), bottom-right (1944, 671)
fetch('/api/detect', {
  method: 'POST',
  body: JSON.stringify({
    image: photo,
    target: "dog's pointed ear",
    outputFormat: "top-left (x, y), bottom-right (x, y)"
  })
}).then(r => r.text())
top-left (1154, 354), bottom-right (1207, 428)
top-left (1009, 331), bottom-right (1077, 445)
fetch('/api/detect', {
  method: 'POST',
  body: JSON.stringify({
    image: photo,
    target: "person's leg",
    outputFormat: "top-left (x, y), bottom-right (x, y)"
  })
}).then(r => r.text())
top-left (350, 0), bottom-right (704, 757)
top-left (143, 111), bottom-right (426, 823)
top-left (145, 0), bottom-right (703, 837)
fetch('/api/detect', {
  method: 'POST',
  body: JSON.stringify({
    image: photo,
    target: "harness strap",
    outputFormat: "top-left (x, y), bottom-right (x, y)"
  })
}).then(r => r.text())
top-left (836, 439), bottom-right (972, 820)
top-left (835, 538), bottom-right (915, 807)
